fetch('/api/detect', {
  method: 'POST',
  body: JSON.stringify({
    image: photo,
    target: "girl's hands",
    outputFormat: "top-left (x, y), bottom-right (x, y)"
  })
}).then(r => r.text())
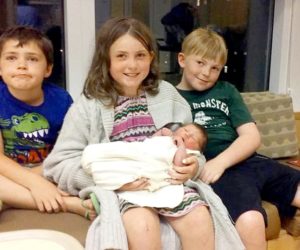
top-left (168, 155), bottom-right (199, 184)
top-left (118, 155), bottom-right (200, 189)
top-left (118, 177), bottom-right (149, 191)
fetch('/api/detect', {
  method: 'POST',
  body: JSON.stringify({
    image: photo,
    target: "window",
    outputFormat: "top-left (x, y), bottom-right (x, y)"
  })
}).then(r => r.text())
top-left (95, 0), bottom-right (274, 92)
top-left (0, 0), bottom-right (65, 88)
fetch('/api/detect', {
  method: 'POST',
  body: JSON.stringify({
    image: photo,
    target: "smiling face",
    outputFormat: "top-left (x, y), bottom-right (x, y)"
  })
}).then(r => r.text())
top-left (109, 34), bottom-right (153, 97)
top-left (177, 53), bottom-right (223, 91)
top-left (0, 39), bottom-right (52, 99)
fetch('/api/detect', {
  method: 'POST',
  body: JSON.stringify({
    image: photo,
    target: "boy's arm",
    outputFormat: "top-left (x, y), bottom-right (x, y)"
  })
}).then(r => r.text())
top-left (200, 122), bottom-right (261, 184)
top-left (0, 133), bottom-right (67, 212)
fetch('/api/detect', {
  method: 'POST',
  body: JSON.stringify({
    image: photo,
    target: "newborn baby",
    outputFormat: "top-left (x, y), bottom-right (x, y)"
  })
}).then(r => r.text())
top-left (81, 123), bottom-right (207, 208)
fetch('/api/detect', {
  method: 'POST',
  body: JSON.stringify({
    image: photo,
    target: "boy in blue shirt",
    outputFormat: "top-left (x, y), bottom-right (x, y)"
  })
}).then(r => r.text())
top-left (176, 27), bottom-right (300, 250)
top-left (0, 26), bottom-right (96, 219)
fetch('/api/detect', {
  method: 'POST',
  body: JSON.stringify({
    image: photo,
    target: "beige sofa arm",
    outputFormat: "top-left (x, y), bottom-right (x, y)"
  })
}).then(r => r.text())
top-left (241, 91), bottom-right (299, 159)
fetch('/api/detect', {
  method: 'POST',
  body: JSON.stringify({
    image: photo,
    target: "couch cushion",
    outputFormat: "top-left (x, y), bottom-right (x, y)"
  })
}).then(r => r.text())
top-left (262, 201), bottom-right (281, 240)
top-left (241, 92), bottom-right (299, 158)
top-left (282, 209), bottom-right (300, 237)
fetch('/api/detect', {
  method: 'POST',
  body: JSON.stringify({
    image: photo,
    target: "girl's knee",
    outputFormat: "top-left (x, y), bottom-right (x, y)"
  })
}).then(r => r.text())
top-left (193, 206), bottom-right (213, 225)
top-left (123, 208), bottom-right (160, 233)
top-left (135, 217), bottom-right (158, 233)
top-left (123, 209), bottom-right (161, 250)
top-left (173, 206), bottom-right (213, 229)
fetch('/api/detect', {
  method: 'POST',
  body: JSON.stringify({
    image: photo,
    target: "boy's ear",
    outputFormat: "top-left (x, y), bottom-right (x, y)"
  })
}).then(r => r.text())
top-left (177, 52), bottom-right (185, 68)
top-left (44, 64), bottom-right (53, 78)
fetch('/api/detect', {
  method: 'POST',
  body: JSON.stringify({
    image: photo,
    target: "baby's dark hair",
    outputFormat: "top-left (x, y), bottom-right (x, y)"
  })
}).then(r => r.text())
top-left (0, 26), bottom-right (53, 65)
top-left (189, 123), bottom-right (208, 151)
top-left (161, 122), bottom-right (208, 151)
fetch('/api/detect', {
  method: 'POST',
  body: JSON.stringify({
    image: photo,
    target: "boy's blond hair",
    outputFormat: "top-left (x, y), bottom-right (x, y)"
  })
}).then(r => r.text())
top-left (181, 28), bottom-right (227, 66)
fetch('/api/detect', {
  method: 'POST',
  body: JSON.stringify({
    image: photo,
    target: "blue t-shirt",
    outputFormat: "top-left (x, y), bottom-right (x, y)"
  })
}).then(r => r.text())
top-left (0, 81), bottom-right (73, 166)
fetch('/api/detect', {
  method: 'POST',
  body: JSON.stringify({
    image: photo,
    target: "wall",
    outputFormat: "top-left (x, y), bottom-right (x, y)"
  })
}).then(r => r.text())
top-left (270, 0), bottom-right (300, 111)
top-left (64, 0), bottom-right (95, 100)
top-left (289, 0), bottom-right (300, 112)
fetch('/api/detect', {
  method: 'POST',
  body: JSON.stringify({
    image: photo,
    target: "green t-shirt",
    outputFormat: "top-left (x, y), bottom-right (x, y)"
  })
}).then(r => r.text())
top-left (177, 81), bottom-right (253, 159)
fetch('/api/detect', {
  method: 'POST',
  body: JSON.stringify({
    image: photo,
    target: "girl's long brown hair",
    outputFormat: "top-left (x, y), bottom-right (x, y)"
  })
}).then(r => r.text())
top-left (83, 17), bottom-right (160, 106)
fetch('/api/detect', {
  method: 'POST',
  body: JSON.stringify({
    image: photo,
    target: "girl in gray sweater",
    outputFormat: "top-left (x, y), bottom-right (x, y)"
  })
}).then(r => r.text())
top-left (44, 17), bottom-right (244, 250)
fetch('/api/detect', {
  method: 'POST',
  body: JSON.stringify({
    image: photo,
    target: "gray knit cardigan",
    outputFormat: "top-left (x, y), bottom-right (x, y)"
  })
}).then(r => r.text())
top-left (43, 81), bottom-right (244, 250)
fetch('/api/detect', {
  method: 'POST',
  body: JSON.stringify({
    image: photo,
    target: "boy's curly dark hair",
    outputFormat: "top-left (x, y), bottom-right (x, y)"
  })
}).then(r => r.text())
top-left (0, 26), bottom-right (53, 66)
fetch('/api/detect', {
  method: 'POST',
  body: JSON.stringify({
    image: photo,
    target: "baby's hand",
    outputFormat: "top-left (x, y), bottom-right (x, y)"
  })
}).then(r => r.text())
top-left (168, 155), bottom-right (198, 184)
top-left (161, 127), bottom-right (173, 136)
top-left (152, 127), bottom-right (173, 137)
top-left (118, 178), bottom-right (149, 191)
top-left (173, 137), bottom-right (187, 166)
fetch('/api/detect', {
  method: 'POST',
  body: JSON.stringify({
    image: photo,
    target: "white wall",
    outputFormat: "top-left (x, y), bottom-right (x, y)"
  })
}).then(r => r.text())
top-left (270, 0), bottom-right (300, 111)
top-left (64, 0), bottom-right (95, 100)
top-left (289, 0), bottom-right (300, 111)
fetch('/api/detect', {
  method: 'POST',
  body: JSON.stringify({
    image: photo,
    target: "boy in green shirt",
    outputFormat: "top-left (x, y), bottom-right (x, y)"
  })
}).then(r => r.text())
top-left (177, 27), bottom-right (300, 250)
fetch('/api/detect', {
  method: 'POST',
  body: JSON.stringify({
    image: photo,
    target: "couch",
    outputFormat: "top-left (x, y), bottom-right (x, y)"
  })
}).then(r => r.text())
top-left (241, 91), bottom-right (300, 250)
top-left (0, 91), bottom-right (299, 249)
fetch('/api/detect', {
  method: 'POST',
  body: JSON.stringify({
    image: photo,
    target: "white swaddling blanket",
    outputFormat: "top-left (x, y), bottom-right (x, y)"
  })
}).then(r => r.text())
top-left (81, 137), bottom-right (200, 208)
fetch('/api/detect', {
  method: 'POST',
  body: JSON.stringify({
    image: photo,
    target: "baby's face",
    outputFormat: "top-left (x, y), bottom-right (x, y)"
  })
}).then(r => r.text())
top-left (173, 124), bottom-right (203, 150)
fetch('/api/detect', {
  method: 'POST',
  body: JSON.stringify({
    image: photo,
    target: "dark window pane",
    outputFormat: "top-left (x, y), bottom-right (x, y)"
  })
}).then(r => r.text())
top-left (95, 0), bottom-right (274, 92)
top-left (0, 0), bottom-right (65, 88)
